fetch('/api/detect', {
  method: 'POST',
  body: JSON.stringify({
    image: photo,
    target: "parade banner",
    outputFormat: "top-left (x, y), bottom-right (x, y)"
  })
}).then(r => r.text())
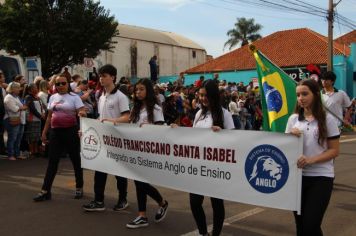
top-left (80, 118), bottom-right (303, 213)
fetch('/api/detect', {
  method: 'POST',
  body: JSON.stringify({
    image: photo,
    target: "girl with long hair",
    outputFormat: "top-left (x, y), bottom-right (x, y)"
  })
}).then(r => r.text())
top-left (286, 79), bottom-right (340, 236)
top-left (190, 79), bottom-right (234, 236)
top-left (126, 78), bottom-right (169, 229)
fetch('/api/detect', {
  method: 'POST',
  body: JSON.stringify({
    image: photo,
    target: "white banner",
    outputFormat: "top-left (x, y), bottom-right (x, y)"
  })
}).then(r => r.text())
top-left (80, 118), bottom-right (302, 213)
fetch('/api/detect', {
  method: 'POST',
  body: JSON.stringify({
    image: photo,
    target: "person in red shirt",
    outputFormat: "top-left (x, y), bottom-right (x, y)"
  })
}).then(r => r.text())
top-left (194, 75), bottom-right (204, 88)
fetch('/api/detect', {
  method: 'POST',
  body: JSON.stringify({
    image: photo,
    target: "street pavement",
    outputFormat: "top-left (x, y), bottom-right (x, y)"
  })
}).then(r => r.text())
top-left (0, 133), bottom-right (355, 236)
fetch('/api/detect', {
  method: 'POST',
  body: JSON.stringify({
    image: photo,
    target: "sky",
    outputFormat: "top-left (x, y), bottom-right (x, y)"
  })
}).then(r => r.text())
top-left (98, 0), bottom-right (356, 58)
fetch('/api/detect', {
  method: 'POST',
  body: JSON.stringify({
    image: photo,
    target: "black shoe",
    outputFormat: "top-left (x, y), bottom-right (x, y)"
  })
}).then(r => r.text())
top-left (113, 199), bottom-right (129, 211)
top-left (155, 200), bottom-right (168, 223)
top-left (82, 201), bottom-right (105, 212)
top-left (74, 188), bottom-right (83, 199)
top-left (33, 191), bottom-right (51, 202)
top-left (126, 216), bottom-right (149, 229)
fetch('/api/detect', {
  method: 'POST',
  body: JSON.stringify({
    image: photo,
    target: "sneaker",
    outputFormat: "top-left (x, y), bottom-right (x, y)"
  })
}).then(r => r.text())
top-left (113, 199), bottom-right (129, 211)
top-left (33, 191), bottom-right (51, 202)
top-left (74, 188), bottom-right (83, 199)
top-left (82, 201), bottom-right (105, 212)
top-left (154, 200), bottom-right (168, 223)
top-left (126, 216), bottom-right (149, 229)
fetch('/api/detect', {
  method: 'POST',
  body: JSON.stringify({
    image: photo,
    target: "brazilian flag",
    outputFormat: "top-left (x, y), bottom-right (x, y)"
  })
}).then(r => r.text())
top-left (250, 45), bottom-right (297, 133)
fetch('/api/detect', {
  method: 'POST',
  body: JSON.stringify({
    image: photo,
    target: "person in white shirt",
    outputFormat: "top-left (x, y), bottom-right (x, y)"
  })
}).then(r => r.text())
top-left (286, 79), bottom-right (340, 236)
top-left (321, 71), bottom-right (352, 127)
top-left (126, 78), bottom-right (169, 229)
top-left (70, 74), bottom-right (82, 91)
top-left (33, 74), bottom-right (86, 201)
top-left (228, 92), bottom-right (241, 129)
top-left (82, 64), bottom-right (131, 212)
top-left (4, 82), bottom-right (28, 160)
top-left (191, 79), bottom-right (234, 236)
top-left (38, 80), bottom-right (49, 108)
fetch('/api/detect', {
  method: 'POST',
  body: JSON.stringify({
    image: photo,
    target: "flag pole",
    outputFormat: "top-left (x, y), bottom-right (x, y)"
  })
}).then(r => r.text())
top-left (249, 44), bottom-right (297, 84)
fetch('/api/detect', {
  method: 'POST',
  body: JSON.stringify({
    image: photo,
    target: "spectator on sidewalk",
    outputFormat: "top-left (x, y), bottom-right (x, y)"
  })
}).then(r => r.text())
top-left (4, 82), bottom-right (27, 160)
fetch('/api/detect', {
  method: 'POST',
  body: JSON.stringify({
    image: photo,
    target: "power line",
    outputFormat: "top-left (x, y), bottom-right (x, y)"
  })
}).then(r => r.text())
top-left (223, 0), bottom-right (327, 18)
top-left (223, 0), bottom-right (355, 30)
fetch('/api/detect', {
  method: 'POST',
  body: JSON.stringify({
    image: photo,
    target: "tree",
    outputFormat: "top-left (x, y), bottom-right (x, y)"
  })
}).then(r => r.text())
top-left (224, 17), bottom-right (262, 50)
top-left (0, 0), bottom-right (118, 77)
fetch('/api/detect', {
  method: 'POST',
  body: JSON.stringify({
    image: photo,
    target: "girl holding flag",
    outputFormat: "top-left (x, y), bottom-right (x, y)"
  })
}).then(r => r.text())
top-left (286, 79), bottom-right (340, 236)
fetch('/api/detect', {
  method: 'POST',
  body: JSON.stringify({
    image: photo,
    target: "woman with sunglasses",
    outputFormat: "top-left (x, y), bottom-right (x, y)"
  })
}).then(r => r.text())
top-left (33, 73), bottom-right (87, 201)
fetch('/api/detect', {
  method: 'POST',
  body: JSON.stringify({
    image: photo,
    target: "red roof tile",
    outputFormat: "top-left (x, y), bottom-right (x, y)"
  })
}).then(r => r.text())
top-left (335, 30), bottom-right (356, 47)
top-left (185, 28), bottom-right (350, 74)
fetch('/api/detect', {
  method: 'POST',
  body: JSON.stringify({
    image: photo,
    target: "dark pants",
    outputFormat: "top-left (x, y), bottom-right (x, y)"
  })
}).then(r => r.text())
top-left (0, 117), bottom-right (5, 153)
top-left (190, 193), bottom-right (225, 236)
top-left (294, 176), bottom-right (334, 236)
top-left (232, 115), bottom-right (241, 129)
top-left (134, 180), bottom-right (163, 212)
top-left (94, 171), bottom-right (127, 202)
top-left (42, 126), bottom-right (83, 192)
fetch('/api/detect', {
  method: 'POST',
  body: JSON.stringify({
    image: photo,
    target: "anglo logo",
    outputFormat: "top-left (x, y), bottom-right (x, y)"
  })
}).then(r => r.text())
top-left (245, 144), bottom-right (289, 194)
top-left (81, 127), bottom-right (101, 160)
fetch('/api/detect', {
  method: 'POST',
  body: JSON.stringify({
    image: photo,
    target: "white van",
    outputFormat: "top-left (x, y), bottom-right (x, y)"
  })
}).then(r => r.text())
top-left (0, 51), bottom-right (41, 84)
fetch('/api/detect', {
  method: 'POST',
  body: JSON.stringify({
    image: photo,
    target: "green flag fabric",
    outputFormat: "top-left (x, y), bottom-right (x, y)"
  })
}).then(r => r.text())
top-left (250, 45), bottom-right (297, 132)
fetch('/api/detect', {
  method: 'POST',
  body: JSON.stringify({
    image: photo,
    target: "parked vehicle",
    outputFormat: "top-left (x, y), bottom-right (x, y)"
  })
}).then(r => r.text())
top-left (0, 50), bottom-right (41, 83)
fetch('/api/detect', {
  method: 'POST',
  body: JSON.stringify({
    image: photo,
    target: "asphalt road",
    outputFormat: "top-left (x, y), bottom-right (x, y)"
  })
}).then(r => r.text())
top-left (0, 133), bottom-right (355, 236)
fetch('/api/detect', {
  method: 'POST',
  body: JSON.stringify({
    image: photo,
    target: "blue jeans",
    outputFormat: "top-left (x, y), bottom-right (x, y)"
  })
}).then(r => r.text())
top-left (232, 115), bottom-right (241, 129)
top-left (4, 119), bottom-right (24, 157)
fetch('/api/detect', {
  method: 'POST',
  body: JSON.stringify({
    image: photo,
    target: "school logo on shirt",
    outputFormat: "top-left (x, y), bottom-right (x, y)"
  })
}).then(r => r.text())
top-left (81, 127), bottom-right (101, 160)
top-left (245, 144), bottom-right (289, 193)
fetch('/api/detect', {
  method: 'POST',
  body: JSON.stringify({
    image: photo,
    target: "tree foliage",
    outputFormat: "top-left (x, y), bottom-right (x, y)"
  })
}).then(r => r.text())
top-left (0, 0), bottom-right (118, 77)
top-left (224, 17), bottom-right (262, 50)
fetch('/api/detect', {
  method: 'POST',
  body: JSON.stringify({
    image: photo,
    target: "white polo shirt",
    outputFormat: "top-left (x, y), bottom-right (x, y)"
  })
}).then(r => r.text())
top-left (193, 108), bottom-right (234, 129)
top-left (98, 89), bottom-right (129, 120)
top-left (322, 89), bottom-right (352, 126)
top-left (133, 104), bottom-right (164, 125)
top-left (286, 113), bottom-right (340, 177)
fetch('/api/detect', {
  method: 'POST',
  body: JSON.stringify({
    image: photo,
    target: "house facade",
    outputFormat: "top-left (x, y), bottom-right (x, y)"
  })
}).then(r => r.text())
top-left (183, 28), bottom-right (356, 98)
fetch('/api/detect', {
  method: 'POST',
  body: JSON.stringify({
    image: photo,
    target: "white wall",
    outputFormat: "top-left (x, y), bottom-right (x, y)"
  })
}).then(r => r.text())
top-left (72, 37), bottom-right (206, 80)
top-left (111, 38), bottom-right (131, 78)
top-left (136, 41), bottom-right (155, 78)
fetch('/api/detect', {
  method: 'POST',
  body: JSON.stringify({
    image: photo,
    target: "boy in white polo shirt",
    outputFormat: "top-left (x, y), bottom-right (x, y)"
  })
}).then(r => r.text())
top-left (83, 64), bottom-right (131, 212)
top-left (321, 71), bottom-right (352, 127)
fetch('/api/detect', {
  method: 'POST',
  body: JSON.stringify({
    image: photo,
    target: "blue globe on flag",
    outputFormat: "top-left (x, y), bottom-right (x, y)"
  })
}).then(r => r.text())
top-left (263, 82), bottom-right (283, 113)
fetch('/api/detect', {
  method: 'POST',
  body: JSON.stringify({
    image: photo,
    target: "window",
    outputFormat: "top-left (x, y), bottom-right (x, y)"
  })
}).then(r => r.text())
top-left (0, 57), bottom-right (20, 83)
top-left (192, 50), bottom-right (196, 58)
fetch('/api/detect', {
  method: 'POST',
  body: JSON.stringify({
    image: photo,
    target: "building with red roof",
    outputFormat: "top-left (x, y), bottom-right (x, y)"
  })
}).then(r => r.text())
top-left (182, 28), bottom-right (356, 97)
top-left (335, 30), bottom-right (356, 48)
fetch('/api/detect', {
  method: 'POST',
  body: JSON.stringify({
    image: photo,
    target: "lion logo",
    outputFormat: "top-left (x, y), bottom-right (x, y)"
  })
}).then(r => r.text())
top-left (249, 156), bottom-right (282, 182)
top-left (245, 144), bottom-right (289, 194)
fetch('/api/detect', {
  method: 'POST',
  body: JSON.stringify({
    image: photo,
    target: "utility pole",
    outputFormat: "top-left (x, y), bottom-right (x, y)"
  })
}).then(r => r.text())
top-left (327, 0), bottom-right (343, 71)
top-left (327, 0), bottom-right (334, 71)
